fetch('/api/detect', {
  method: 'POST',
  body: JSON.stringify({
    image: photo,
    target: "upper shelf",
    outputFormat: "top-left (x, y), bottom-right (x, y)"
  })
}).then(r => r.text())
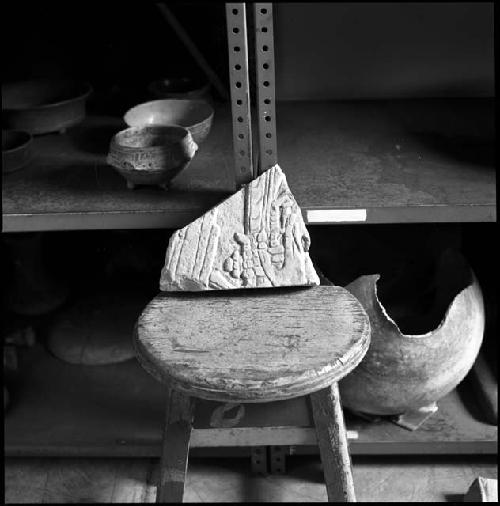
top-left (2, 99), bottom-right (495, 232)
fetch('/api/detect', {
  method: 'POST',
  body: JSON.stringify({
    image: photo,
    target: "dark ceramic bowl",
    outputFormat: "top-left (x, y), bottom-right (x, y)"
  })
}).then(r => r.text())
top-left (2, 79), bottom-right (92, 134)
top-left (107, 125), bottom-right (198, 189)
top-left (124, 99), bottom-right (214, 144)
top-left (2, 129), bottom-right (33, 173)
top-left (148, 77), bottom-right (211, 100)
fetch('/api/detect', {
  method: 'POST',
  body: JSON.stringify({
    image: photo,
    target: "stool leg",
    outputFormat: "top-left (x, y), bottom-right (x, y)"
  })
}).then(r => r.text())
top-left (157, 388), bottom-right (194, 503)
top-left (310, 382), bottom-right (356, 502)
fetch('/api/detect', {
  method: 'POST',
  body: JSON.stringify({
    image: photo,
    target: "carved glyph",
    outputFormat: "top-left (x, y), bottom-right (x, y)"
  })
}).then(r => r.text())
top-left (160, 165), bottom-right (320, 291)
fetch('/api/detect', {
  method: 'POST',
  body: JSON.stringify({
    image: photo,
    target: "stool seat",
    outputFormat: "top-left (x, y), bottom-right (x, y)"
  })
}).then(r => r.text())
top-left (135, 286), bottom-right (370, 403)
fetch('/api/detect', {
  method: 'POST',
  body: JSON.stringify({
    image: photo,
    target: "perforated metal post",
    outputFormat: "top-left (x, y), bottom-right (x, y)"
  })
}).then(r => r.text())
top-left (250, 446), bottom-right (268, 474)
top-left (226, 4), bottom-right (254, 187)
top-left (254, 3), bottom-right (278, 175)
top-left (269, 445), bottom-right (287, 474)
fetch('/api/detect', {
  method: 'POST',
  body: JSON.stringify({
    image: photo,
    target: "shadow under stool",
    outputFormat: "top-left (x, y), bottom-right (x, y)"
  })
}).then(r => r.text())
top-left (134, 286), bottom-right (370, 502)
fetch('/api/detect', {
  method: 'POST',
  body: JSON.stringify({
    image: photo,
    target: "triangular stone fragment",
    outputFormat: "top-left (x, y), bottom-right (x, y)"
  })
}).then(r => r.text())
top-left (160, 164), bottom-right (320, 291)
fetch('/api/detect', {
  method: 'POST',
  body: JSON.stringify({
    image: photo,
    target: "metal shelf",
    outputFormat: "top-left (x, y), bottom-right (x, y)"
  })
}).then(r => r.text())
top-left (2, 99), bottom-right (495, 232)
top-left (278, 98), bottom-right (495, 224)
top-left (5, 345), bottom-right (497, 457)
top-left (3, 3), bottom-right (495, 467)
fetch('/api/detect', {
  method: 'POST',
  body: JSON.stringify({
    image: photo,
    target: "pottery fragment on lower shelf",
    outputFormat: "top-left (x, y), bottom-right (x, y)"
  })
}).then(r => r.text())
top-left (391, 403), bottom-right (439, 431)
top-left (160, 164), bottom-right (320, 291)
top-left (339, 250), bottom-right (485, 430)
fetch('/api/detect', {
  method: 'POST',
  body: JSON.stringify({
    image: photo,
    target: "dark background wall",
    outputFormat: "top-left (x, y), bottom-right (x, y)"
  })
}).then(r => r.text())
top-left (2, 2), bottom-right (494, 105)
top-left (2, 2), bottom-right (229, 112)
top-left (2, 2), bottom-right (227, 84)
top-left (274, 2), bottom-right (494, 100)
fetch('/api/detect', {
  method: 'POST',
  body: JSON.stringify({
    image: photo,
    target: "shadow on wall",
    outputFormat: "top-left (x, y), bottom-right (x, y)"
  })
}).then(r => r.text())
top-left (274, 3), bottom-right (494, 100)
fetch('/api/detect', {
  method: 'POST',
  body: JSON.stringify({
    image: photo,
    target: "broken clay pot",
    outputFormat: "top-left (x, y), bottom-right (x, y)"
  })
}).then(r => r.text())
top-left (339, 250), bottom-right (484, 416)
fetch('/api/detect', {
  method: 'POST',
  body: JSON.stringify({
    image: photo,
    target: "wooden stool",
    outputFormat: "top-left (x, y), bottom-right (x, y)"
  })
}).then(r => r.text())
top-left (134, 286), bottom-right (370, 502)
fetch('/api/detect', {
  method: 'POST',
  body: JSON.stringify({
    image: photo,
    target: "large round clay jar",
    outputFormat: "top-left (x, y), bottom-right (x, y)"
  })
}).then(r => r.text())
top-left (339, 250), bottom-right (484, 416)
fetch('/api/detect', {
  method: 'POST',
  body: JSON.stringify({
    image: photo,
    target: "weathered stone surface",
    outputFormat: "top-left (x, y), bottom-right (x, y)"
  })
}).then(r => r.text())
top-left (464, 477), bottom-right (498, 502)
top-left (160, 165), bottom-right (320, 291)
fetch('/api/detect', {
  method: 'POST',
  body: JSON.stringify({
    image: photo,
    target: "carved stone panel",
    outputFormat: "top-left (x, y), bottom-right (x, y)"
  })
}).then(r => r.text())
top-left (160, 165), bottom-right (320, 291)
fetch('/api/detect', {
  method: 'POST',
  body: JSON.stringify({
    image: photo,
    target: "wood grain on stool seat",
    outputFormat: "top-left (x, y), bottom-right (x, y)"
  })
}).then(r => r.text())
top-left (134, 286), bottom-right (370, 403)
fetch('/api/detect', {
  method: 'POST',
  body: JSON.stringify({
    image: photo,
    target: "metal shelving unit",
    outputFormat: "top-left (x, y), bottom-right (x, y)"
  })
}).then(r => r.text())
top-left (2, 99), bottom-right (495, 232)
top-left (2, 3), bottom-right (496, 458)
top-left (5, 344), bottom-right (497, 457)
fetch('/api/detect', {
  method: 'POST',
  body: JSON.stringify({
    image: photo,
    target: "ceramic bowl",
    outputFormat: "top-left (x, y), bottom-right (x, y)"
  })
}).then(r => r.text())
top-left (124, 99), bottom-right (214, 144)
top-left (2, 79), bottom-right (92, 134)
top-left (2, 129), bottom-right (33, 173)
top-left (107, 125), bottom-right (198, 189)
top-left (148, 77), bottom-right (210, 100)
top-left (339, 249), bottom-right (484, 416)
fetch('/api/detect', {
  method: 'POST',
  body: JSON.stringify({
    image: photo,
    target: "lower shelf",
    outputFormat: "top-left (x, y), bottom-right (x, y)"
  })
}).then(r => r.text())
top-left (4, 345), bottom-right (497, 457)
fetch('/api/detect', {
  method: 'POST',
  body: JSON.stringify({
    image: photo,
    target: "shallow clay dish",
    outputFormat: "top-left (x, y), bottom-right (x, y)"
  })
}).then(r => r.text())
top-left (107, 125), bottom-right (198, 189)
top-left (148, 77), bottom-right (210, 100)
top-left (2, 129), bottom-right (33, 173)
top-left (2, 79), bottom-right (92, 134)
top-left (124, 99), bottom-right (214, 144)
top-left (339, 249), bottom-right (484, 416)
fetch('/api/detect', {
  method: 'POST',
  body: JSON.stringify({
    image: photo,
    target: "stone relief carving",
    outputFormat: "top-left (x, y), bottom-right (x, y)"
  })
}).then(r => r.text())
top-left (160, 165), bottom-right (320, 291)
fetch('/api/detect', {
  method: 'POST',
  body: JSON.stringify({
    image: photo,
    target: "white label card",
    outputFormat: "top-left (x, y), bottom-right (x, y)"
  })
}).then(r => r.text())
top-left (306, 209), bottom-right (367, 223)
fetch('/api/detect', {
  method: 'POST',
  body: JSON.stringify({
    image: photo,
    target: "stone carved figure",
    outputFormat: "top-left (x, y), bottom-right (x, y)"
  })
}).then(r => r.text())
top-left (160, 165), bottom-right (319, 291)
